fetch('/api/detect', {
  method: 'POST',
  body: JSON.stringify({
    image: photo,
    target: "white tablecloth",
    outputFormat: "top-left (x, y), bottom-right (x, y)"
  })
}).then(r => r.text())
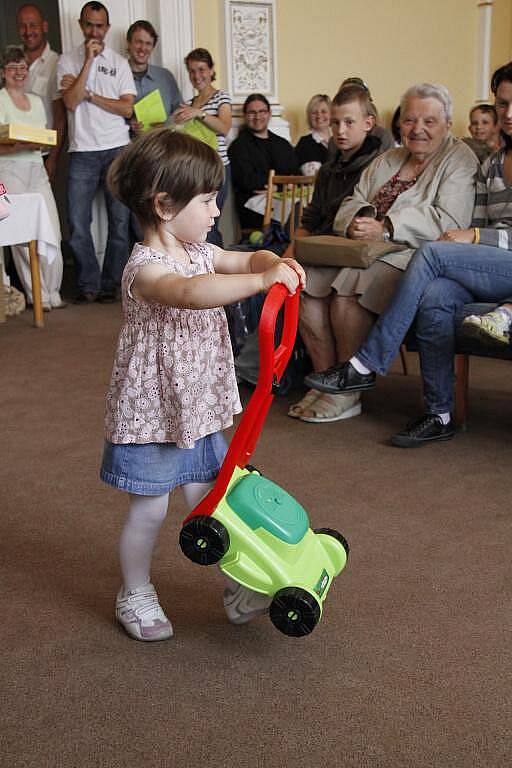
top-left (0, 192), bottom-right (58, 264)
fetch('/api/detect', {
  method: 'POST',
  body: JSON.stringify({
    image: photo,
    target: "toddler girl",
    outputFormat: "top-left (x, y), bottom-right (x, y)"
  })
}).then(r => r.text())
top-left (100, 128), bottom-right (305, 641)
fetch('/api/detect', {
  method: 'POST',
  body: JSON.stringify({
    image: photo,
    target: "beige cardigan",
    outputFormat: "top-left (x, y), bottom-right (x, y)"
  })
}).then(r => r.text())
top-left (333, 135), bottom-right (478, 270)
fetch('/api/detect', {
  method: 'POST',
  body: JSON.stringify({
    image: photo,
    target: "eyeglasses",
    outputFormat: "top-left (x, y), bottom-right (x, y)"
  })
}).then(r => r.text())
top-left (4, 63), bottom-right (28, 72)
top-left (246, 109), bottom-right (269, 117)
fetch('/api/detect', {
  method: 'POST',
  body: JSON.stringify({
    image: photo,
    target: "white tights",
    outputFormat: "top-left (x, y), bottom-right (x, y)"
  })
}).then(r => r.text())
top-left (119, 483), bottom-right (212, 591)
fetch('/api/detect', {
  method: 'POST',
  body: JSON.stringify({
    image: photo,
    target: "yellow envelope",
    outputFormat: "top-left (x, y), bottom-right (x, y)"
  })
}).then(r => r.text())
top-left (133, 89), bottom-right (167, 132)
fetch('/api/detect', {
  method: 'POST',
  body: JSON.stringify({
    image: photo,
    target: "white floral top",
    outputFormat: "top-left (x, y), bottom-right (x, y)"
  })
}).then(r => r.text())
top-left (105, 242), bottom-right (241, 449)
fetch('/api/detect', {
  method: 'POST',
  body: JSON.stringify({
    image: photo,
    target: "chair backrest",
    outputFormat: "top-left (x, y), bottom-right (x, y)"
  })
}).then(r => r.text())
top-left (263, 170), bottom-right (315, 240)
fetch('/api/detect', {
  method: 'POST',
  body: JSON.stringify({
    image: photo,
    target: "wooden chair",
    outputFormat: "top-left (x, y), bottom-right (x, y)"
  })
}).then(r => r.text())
top-left (262, 170), bottom-right (315, 240)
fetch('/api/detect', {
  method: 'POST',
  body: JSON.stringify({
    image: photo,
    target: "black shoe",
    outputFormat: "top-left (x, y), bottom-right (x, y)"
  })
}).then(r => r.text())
top-left (73, 291), bottom-right (97, 304)
top-left (391, 413), bottom-right (455, 448)
top-left (97, 289), bottom-right (118, 304)
top-left (304, 361), bottom-right (376, 394)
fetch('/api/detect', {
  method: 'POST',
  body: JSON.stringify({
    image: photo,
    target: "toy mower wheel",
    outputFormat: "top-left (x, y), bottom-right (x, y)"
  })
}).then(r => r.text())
top-left (314, 527), bottom-right (350, 557)
top-left (179, 515), bottom-right (230, 566)
top-left (269, 587), bottom-right (321, 637)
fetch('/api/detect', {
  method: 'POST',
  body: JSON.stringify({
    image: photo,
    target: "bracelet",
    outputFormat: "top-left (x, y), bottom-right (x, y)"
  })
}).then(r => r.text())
top-left (473, 227), bottom-right (480, 244)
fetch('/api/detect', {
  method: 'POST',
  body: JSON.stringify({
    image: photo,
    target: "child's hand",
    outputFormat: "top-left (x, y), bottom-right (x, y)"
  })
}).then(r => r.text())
top-left (261, 261), bottom-right (301, 295)
top-left (281, 258), bottom-right (306, 290)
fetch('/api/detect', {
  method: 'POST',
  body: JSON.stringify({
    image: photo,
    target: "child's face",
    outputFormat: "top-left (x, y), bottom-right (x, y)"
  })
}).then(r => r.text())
top-left (166, 191), bottom-right (219, 242)
top-left (469, 109), bottom-right (496, 143)
top-left (330, 101), bottom-right (373, 156)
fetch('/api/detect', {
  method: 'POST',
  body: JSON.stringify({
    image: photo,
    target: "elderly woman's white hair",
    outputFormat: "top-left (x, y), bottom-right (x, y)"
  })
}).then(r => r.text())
top-left (400, 83), bottom-right (453, 123)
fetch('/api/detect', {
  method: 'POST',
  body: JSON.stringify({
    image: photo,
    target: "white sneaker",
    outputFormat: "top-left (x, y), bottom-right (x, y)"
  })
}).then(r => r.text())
top-left (223, 580), bottom-right (272, 625)
top-left (116, 583), bottom-right (173, 641)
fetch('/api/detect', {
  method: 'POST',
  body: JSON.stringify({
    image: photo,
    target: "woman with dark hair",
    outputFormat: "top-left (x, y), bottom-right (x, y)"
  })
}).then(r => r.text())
top-left (305, 62), bottom-right (512, 447)
top-left (228, 93), bottom-right (299, 230)
top-left (0, 45), bottom-right (64, 309)
top-left (173, 48), bottom-right (232, 246)
top-left (391, 106), bottom-right (402, 145)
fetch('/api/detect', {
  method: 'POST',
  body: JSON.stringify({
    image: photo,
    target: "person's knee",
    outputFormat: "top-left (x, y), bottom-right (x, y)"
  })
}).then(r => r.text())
top-left (419, 278), bottom-right (469, 313)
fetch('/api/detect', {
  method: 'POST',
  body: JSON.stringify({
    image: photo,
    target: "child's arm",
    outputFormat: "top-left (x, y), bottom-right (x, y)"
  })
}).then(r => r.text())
top-left (134, 255), bottom-right (303, 310)
top-left (213, 246), bottom-right (306, 286)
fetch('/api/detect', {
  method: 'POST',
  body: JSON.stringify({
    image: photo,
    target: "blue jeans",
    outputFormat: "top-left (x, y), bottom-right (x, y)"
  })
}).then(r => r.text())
top-left (68, 146), bottom-right (131, 294)
top-left (358, 241), bottom-right (512, 413)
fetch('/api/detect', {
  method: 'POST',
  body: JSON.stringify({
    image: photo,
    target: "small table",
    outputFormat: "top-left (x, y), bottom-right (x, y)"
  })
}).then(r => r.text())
top-left (0, 192), bottom-right (59, 328)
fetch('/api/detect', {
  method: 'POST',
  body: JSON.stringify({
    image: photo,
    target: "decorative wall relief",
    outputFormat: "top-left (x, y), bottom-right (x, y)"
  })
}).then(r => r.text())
top-left (225, 0), bottom-right (278, 102)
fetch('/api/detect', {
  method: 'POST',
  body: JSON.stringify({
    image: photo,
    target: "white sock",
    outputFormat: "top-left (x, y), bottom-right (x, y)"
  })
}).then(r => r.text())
top-left (119, 493), bottom-right (169, 591)
top-left (435, 412), bottom-right (451, 425)
top-left (350, 356), bottom-right (371, 375)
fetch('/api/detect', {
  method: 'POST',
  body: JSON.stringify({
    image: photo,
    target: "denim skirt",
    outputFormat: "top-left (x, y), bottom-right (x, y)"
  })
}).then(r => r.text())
top-left (100, 432), bottom-right (228, 496)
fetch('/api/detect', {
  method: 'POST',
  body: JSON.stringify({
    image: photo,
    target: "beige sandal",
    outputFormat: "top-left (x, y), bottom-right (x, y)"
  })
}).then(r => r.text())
top-left (288, 389), bottom-right (322, 419)
top-left (299, 392), bottom-right (362, 423)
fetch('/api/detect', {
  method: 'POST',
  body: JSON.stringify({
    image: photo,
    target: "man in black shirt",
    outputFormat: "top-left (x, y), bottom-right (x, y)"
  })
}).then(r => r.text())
top-left (228, 93), bottom-right (299, 229)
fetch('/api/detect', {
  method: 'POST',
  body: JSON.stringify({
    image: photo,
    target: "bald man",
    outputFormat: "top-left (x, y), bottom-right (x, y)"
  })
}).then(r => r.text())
top-left (17, 3), bottom-right (66, 180)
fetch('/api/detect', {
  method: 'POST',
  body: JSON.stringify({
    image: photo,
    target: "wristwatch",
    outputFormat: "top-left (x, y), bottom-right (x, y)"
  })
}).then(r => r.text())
top-left (382, 217), bottom-right (393, 242)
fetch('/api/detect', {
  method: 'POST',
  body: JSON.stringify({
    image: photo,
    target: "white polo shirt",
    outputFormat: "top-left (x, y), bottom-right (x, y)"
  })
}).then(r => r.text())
top-left (57, 44), bottom-right (136, 152)
top-left (27, 42), bottom-right (59, 129)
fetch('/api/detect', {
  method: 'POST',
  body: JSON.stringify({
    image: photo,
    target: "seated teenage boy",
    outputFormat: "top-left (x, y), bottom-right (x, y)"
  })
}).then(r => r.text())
top-left (284, 84), bottom-right (386, 421)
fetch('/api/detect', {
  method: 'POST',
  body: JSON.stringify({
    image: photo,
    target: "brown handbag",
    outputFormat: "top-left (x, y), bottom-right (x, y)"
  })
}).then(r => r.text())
top-left (294, 235), bottom-right (407, 269)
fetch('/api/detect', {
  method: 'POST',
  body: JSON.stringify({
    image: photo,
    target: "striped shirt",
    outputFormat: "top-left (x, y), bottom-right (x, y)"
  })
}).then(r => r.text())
top-left (472, 147), bottom-right (512, 250)
top-left (187, 89), bottom-right (231, 166)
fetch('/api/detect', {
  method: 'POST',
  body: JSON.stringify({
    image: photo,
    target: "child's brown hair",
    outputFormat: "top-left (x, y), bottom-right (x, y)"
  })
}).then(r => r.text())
top-left (108, 128), bottom-right (224, 230)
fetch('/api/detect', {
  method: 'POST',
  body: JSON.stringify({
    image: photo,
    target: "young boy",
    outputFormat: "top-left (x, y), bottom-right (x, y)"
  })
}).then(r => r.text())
top-left (285, 84), bottom-right (386, 421)
top-left (463, 104), bottom-right (500, 162)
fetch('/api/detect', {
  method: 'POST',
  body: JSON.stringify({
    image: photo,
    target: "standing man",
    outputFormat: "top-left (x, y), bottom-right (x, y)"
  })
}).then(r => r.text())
top-left (126, 20), bottom-right (182, 136)
top-left (17, 3), bottom-right (66, 181)
top-left (58, 2), bottom-right (136, 303)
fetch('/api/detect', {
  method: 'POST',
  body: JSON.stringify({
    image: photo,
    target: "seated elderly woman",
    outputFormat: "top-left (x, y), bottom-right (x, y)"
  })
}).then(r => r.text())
top-left (295, 94), bottom-right (331, 176)
top-left (303, 62), bottom-right (512, 447)
top-left (293, 82), bottom-right (478, 423)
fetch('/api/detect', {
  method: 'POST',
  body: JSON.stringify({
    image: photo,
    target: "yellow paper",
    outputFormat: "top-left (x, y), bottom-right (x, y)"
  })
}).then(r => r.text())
top-left (133, 90), bottom-right (167, 132)
top-left (0, 123), bottom-right (56, 145)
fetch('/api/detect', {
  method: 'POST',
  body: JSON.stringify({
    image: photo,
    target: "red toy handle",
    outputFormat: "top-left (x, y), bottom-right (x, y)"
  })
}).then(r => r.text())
top-left (184, 284), bottom-right (300, 522)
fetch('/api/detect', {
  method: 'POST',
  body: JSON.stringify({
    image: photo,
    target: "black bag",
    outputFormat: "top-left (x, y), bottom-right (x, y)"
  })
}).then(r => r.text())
top-left (234, 323), bottom-right (311, 395)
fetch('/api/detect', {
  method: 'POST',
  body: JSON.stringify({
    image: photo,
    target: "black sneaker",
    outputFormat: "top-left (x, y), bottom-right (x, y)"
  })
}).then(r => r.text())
top-left (391, 413), bottom-right (455, 448)
top-left (304, 361), bottom-right (376, 394)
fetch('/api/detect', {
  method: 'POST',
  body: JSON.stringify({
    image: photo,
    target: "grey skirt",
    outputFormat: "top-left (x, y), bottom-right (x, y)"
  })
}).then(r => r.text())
top-left (304, 260), bottom-right (404, 315)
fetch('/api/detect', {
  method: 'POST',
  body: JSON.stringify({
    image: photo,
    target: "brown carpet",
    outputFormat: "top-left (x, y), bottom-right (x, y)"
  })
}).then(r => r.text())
top-left (2, 304), bottom-right (512, 768)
